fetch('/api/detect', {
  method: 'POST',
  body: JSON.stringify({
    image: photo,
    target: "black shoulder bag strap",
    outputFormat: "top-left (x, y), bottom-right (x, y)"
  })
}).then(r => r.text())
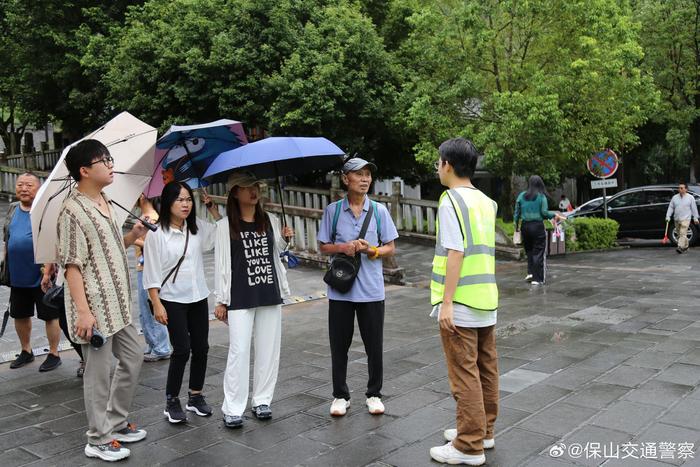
top-left (358, 201), bottom-right (374, 242)
top-left (162, 226), bottom-right (189, 287)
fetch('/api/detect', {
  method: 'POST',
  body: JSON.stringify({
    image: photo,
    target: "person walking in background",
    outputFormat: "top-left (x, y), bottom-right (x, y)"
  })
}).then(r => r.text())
top-left (212, 171), bottom-right (293, 429)
top-left (134, 194), bottom-right (171, 362)
top-left (559, 194), bottom-right (572, 212)
top-left (665, 182), bottom-right (699, 254)
top-left (428, 137), bottom-right (498, 466)
top-left (513, 176), bottom-right (566, 285)
top-left (2, 172), bottom-right (62, 372)
top-left (318, 157), bottom-right (398, 418)
top-left (143, 181), bottom-right (218, 424)
top-left (58, 140), bottom-right (148, 462)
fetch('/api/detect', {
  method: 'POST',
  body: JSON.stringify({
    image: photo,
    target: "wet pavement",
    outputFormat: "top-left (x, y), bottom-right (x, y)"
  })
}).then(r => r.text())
top-left (0, 196), bottom-right (699, 465)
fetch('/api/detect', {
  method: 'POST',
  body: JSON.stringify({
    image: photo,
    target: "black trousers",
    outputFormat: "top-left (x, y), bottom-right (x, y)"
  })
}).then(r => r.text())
top-left (522, 220), bottom-right (547, 283)
top-left (328, 299), bottom-right (384, 400)
top-left (162, 298), bottom-right (209, 397)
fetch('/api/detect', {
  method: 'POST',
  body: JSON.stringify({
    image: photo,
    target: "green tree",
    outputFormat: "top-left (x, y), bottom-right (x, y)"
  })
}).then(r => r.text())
top-left (636, 0), bottom-right (700, 180)
top-left (84, 0), bottom-right (319, 132)
top-left (398, 0), bottom-right (656, 216)
top-left (266, 3), bottom-right (409, 178)
top-left (0, 0), bottom-right (143, 149)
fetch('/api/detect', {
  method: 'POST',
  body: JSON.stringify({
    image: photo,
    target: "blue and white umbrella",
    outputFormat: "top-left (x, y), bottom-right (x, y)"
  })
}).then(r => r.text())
top-left (144, 119), bottom-right (248, 197)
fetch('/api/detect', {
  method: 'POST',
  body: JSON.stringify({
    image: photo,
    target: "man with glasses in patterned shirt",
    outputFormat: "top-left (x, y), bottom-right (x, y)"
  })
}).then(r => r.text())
top-left (58, 139), bottom-right (149, 462)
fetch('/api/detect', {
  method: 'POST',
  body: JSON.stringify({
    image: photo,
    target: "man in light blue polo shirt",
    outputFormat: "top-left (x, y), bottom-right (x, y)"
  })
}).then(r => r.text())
top-left (318, 157), bottom-right (399, 417)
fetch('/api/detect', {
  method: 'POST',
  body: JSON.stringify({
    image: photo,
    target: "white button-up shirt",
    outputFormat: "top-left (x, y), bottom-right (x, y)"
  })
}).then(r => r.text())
top-left (143, 218), bottom-right (215, 303)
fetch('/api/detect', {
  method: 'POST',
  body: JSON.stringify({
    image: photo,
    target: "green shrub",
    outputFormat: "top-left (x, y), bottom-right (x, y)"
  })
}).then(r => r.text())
top-left (496, 218), bottom-right (515, 236)
top-left (566, 217), bottom-right (619, 251)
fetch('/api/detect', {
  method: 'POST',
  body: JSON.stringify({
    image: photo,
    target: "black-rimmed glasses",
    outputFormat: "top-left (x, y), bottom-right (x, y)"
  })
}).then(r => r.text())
top-left (87, 156), bottom-right (114, 168)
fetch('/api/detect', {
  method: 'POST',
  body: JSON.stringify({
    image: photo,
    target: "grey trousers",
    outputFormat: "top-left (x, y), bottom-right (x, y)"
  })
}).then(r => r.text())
top-left (82, 323), bottom-right (143, 445)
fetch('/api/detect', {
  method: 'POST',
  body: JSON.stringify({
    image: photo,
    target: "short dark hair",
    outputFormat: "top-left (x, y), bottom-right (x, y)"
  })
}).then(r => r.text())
top-left (159, 181), bottom-right (199, 235)
top-left (64, 139), bottom-right (110, 181)
top-left (679, 182), bottom-right (688, 189)
top-left (438, 137), bottom-right (479, 179)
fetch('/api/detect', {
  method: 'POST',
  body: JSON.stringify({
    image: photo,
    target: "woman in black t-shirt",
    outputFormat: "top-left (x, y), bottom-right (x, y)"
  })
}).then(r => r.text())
top-left (213, 171), bottom-right (293, 429)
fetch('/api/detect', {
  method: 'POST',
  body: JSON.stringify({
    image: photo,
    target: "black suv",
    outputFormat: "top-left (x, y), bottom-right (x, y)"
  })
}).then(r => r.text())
top-left (570, 184), bottom-right (700, 245)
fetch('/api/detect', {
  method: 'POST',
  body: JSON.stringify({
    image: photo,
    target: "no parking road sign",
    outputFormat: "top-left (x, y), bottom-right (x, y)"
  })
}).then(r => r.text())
top-left (587, 149), bottom-right (618, 179)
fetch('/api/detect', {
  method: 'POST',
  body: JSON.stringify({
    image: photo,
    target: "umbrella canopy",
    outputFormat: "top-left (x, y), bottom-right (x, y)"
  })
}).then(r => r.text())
top-left (31, 111), bottom-right (157, 263)
top-left (144, 119), bottom-right (248, 197)
top-left (202, 136), bottom-right (345, 182)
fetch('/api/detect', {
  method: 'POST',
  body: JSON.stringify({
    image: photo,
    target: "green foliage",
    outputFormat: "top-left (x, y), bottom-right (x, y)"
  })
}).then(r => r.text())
top-left (398, 0), bottom-right (657, 186)
top-left (266, 3), bottom-right (406, 177)
top-left (567, 217), bottom-right (619, 251)
top-left (0, 0), bottom-right (142, 146)
top-left (496, 218), bottom-right (515, 237)
top-left (635, 0), bottom-right (700, 175)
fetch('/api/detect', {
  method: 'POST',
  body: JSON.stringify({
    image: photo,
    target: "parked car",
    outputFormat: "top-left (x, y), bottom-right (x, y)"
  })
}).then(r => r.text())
top-left (569, 184), bottom-right (700, 246)
top-left (564, 196), bottom-right (604, 217)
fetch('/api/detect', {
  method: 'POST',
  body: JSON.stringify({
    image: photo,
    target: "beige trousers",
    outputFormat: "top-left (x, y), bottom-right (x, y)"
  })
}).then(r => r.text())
top-left (676, 220), bottom-right (691, 250)
top-left (82, 323), bottom-right (143, 445)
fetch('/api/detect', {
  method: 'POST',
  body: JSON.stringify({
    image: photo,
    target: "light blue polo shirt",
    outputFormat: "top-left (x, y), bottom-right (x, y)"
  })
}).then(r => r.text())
top-left (318, 196), bottom-right (399, 302)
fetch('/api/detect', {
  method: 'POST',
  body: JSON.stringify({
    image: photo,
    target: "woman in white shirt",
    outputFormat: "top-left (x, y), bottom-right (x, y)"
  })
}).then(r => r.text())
top-left (212, 171), bottom-right (292, 429)
top-left (143, 181), bottom-right (217, 424)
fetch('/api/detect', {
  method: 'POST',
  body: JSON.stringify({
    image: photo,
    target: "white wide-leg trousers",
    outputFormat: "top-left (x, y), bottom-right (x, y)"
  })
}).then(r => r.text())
top-left (221, 304), bottom-right (282, 416)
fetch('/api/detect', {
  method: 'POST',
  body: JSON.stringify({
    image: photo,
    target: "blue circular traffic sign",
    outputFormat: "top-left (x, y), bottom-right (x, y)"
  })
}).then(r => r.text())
top-left (587, 149), bottom-right (618, 179)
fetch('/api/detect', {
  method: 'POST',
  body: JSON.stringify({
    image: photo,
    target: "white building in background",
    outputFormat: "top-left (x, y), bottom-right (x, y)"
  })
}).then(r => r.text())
top-left (0, 123), bottom-right (57, 155)
top-left (374, 177), bottom-right (421, 199)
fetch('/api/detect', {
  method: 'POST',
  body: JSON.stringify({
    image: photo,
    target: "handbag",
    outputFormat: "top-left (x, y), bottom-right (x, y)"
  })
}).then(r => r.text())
top-left (148, 227), bottom-right (189, 313)
top-left (0, 203), bottom-right (18, 287)
top-left (323, 200), bottom-right (375, 293)
top-left (43, 283), bottom-right (65, 312)
top-left (0, 255), bottom-right (9, 287)
top-left (513, 230), bottom-right (522, 245)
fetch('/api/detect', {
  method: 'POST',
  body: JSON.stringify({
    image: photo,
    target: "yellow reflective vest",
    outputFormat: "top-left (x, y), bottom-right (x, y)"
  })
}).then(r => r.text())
top-left (430, 188), bottom-right (498, 311)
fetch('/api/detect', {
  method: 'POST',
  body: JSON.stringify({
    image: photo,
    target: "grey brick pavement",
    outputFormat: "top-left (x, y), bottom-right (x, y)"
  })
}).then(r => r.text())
top-left (0, 194), bottom-right (699, 465)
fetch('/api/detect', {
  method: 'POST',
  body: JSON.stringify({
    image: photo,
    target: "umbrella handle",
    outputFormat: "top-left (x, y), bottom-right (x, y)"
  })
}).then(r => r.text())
top-left (109, 200), bottom-right (157, 232)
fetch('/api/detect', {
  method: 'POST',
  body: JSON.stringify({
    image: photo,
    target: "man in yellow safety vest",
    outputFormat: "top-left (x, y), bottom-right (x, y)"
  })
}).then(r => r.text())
top-left (428, 138), bottom-right (499, 466)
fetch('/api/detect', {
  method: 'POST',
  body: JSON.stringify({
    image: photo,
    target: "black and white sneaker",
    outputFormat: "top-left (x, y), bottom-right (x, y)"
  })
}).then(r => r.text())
top-left (84, 440), bottom-right (130, 461)
top-left (186, 392), bottom-right (213, 417)
top-left (112, 423), bottom-right (147, 443)
top-left (251, 404), bottom-right (272, 420)
top-left (164, 396), bottom-right (187, 423)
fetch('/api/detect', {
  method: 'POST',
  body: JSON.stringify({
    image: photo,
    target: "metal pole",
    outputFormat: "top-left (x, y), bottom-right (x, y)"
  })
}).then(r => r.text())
top-left (603, 186), bottom-right (608, 219)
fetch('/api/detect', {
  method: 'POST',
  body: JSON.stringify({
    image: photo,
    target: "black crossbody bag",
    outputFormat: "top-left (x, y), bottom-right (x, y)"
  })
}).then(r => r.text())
top-left (323, 201), bottom-right (374, 293)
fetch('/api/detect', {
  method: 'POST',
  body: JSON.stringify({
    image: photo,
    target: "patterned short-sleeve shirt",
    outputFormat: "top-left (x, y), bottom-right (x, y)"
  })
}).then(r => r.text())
top-left (57, 190), bottom-right (132, 344)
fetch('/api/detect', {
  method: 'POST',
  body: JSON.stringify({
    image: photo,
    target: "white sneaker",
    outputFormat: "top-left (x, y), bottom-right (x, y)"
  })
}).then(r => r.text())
top-left (525, 274), bottom-right (533, 282)
top-left (85, 441), bottom-right (131, 461)
top-left (443, 429), bottom-right (494, 449)
top-left (531, 281), bottom-right (542, 285)
top-left (112, 423), bottom-right (147, 443)
top-left (366, 397), bottom-right (385, 415)
top-left (330, 398), bottom-right (350, 416)
top-left (429, 442), bottom-right (485, 465)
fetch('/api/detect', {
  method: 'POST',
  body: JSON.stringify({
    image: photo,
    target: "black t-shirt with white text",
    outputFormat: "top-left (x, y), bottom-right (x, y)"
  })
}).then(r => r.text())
top-left (229, 220), bottom-right (282, 310)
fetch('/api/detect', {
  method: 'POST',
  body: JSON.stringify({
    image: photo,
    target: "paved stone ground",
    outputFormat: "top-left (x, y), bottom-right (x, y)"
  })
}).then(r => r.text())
top-left (1, 196), bottom-right (699, 466)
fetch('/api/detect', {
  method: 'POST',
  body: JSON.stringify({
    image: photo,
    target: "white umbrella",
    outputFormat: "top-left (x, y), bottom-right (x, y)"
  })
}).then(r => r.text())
top-left (30, 111), bottom-right (157, 263)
